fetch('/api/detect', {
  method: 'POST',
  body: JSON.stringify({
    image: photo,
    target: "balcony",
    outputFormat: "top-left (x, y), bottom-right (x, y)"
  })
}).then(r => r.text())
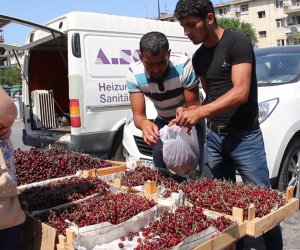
top-left (287, 24), bottom-right (300, 33)
top-left (284, 3), bottom-right (300, 14)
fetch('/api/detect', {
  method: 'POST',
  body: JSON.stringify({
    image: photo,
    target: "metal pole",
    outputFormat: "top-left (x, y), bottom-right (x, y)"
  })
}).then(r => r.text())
top-left (158, 0), bottom-right (161, 19)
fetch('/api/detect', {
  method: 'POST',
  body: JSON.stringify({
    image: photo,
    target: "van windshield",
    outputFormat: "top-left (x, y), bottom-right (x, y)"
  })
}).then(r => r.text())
top-left (255, 51), bottom-right (300, 86)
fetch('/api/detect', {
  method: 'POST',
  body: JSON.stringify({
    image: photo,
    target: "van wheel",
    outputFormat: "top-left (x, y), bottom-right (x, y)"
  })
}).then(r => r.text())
top-left (109, 128), bottom-right (125, 161)
top-left (277, 138), bottom-right (300, 192)
top-left (112, 143), bottom-right (125, 161)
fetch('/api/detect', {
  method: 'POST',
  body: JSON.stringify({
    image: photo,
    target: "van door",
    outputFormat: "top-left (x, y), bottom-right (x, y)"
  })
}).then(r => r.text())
top-left (0, 14), bottom-right (68, 148)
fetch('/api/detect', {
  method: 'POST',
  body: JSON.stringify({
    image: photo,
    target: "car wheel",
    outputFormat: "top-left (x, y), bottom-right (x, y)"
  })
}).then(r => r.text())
top-left (277, 138), bottom-right (300, 192)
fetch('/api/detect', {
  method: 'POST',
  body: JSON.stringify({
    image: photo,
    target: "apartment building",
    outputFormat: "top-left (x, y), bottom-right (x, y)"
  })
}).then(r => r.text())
top-left (215, 0), bottom-right (300, 47)
top-left (0, 29), bottom-right (6, 69)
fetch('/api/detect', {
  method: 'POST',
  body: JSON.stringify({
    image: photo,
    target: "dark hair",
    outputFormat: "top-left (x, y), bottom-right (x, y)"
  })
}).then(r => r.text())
top-left (139, 31), bottom-right (169, 55)
top-left (175, 0), bottom-right (216, 23)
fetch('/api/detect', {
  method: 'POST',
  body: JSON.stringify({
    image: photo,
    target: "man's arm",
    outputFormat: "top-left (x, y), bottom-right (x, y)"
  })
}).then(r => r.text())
top-left (0, 87), bottom-right (17, 139)
top-left (176, 62), bottom-right (252, 127)
top-left (129, 92), bottom-right (159, 145)
top-left (184, 86), bottom-right (201, 108)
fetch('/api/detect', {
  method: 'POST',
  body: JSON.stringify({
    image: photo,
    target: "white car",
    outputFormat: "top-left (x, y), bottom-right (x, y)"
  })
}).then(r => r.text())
top-left (123, 45), bottom-right (300, 190)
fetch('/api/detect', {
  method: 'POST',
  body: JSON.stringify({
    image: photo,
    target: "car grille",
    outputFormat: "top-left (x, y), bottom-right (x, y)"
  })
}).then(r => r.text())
top-left (133, 136), bottom-right (153, 157)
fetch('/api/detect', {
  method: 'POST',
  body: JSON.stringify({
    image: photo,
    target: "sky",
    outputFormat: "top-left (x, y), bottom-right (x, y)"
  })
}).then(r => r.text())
top-left (1, 0), bottom-right (183, 45)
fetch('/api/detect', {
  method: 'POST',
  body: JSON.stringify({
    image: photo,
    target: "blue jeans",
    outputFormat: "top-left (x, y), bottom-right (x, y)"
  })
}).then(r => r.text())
top-left (206, 126), bottom-right (282, 250)
top-left (206, 126), bottom-right (270, 185)
top-left (152, 117), bottom-right (206, 174)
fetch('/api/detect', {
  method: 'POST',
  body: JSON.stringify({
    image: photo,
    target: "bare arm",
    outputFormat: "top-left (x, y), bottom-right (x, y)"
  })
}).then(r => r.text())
top-left (129, 92), bottom-right (159, 145)
top-left (170, 85), bottom-right (201, 127)
top-left (184, 86), bottom-right (201, 108)
top-left (0, 86), bottom-right (17, 139)
top-left (177, 62), bottom-right (252, 126)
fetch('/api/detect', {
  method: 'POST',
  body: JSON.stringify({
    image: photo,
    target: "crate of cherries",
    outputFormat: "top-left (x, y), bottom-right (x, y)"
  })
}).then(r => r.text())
top-left (94, 205), bottom-right (238, 250)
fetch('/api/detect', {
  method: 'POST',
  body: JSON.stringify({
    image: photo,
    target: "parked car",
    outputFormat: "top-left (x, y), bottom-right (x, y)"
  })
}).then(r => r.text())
top-left (122, 45), bottom-right (300, 190)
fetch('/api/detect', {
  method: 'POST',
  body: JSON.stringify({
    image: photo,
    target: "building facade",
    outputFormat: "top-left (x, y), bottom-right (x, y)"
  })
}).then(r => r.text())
top-left (214, 0), bottom-right (300, 47)
top-left (0, 30), bottom-right (23, 70)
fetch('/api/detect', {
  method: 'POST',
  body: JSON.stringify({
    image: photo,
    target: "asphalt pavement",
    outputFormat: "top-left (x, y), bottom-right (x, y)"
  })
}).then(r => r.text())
top-left (11, 120), bottom-right (300, 250)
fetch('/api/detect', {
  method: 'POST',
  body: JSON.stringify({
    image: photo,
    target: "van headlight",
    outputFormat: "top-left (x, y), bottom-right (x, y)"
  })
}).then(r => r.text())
top-left (125, 114), bottom-right (134, 126)
top-left (258, 98), bottom-right (279, 124)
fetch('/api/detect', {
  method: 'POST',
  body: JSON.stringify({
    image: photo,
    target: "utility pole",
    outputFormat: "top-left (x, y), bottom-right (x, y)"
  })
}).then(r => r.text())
top-left (157, 0), bottom-right (161, 19)
top-left (145, 4), bottom-right (149, 18)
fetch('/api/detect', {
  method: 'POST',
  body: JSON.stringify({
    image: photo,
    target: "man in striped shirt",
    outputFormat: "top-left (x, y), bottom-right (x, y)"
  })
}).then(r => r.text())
top-left (126, 31), bottom-right (205, 174)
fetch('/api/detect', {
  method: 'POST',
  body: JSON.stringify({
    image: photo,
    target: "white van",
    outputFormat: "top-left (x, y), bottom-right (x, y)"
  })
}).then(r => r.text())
top-left (0, 12), bottom-right (198, 159)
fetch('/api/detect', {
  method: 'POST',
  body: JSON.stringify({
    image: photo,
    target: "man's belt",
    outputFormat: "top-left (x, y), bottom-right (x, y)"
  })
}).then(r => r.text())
top-left (207, 121), bottom-right (237, 136)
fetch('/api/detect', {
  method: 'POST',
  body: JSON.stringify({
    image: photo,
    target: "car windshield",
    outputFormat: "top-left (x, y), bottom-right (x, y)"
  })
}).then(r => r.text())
top-left (255, 50), bottom-right (300, 86)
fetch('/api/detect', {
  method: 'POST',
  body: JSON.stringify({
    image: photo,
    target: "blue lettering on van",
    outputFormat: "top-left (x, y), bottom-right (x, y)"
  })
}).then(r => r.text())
top-left (95, 49), bottom-right (140, 65)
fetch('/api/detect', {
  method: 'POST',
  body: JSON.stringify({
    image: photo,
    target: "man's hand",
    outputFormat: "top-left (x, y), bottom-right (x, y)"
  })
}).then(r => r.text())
top-left (176, 106), bottom-right (201, 128)
top-left (140, 120), bottom-right (160, 145)
top-left (168, 107), bottom-right (186, 127)
top-left (0, 125), bottom-right (12, 139)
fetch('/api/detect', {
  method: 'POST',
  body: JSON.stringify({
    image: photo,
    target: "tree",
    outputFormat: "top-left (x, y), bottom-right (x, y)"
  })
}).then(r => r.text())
top-left (217, 17), bottom-right (258, 44)
top-left (0, 66), bottom-right (22, 86)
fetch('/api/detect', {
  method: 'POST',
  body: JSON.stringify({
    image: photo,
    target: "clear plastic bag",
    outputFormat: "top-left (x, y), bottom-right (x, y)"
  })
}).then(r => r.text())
top-left (160, 125), bottom-right (199, 177)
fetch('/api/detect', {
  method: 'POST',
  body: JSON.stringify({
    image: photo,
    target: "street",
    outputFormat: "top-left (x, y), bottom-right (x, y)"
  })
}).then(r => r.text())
top-left (11, 120), bottom-right (300, 250)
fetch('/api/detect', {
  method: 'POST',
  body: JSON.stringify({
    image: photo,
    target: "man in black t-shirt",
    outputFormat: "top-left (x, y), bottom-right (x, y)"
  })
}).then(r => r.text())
top-left (174, 1), bottom-right (283, 250)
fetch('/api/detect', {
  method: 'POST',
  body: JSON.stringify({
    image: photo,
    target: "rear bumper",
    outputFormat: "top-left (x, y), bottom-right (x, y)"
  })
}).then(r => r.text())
top-left (22, 129), bottom-right (115, 157)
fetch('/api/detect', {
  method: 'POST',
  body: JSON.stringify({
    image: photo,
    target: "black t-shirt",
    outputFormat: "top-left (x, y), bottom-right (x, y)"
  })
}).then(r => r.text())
top-left (192, 29), bottom-right (258, 130)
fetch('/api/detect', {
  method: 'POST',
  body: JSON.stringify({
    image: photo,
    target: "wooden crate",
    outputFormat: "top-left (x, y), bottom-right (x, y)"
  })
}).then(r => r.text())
top-left (23, 215), bottom-right (57, 250)
top-left (245, 197), bottom-right (299, 237)
top-left (56, 229), bottom-right (75, 250)
top-left (113, 179), bottom-right (159, 201)
top-left (193, 222), bottom-right (246, 250)
top-left (18, 161), bottom-right (126, 190)
top-left (56, 212), bottom-right (242, 250)
top-left (231, 186), bottom-right (299, 238)
top-left (82, 161), bottom-right (126, 178)
top-left (191, 187), bottom-right (299, 249)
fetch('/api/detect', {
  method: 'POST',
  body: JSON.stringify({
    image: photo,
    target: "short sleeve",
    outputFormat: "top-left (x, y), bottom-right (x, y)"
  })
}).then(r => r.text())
top-left (126, 67), bottom-right (141, 93)
top-left (182, 58), bottom-right (200, 89)
top-left (229, 32), bottom-right (254, 65)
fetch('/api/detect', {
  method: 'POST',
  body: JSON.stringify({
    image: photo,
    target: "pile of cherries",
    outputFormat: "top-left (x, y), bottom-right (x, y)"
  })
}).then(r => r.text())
top-left (122, 166), bottom-right (185, 197)
top-left (182, 177), bottom-right (286, 219)
top-left (19, 176), bottom-right (109, 211)
top-left (14, 147), bottom-right (112, 185)
top-left (117, 206), bottom-right (233, 249)
top-left (37, 193), bottom-right (156, 236)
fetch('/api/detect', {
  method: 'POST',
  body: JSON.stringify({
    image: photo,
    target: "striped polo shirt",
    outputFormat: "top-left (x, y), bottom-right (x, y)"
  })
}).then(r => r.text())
top-left (126, 53), bottom-right (199, 121)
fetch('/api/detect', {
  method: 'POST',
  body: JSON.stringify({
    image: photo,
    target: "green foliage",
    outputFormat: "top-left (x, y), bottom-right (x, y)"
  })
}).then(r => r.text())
top-left (0, 66), bottom-right (22, 86)
top-left (289, 33), bottom-right (300, 45)
top-left (217, 17), bottom-right (258, 44)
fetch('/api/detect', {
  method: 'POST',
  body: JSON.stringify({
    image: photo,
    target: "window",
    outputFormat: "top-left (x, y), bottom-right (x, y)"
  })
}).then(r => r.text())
top-left (218, 8), bottom-right (228, 15)
top-left (276, 18), bottom-right (284, 28)
top-left (259, 31), bottom-right (267, 38)
top-left (277, 39), bottom-right (285, 46)
top-left (258, 11), bottom-right (266, 18)
top-left (275, 0), bottom-right (283, 8)
top-left (287, 16), bottom-right (300, 25)
top-left (255, 52), bottom-right (300, 85)
top-left (241, 4), bottom-right (248, 13)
